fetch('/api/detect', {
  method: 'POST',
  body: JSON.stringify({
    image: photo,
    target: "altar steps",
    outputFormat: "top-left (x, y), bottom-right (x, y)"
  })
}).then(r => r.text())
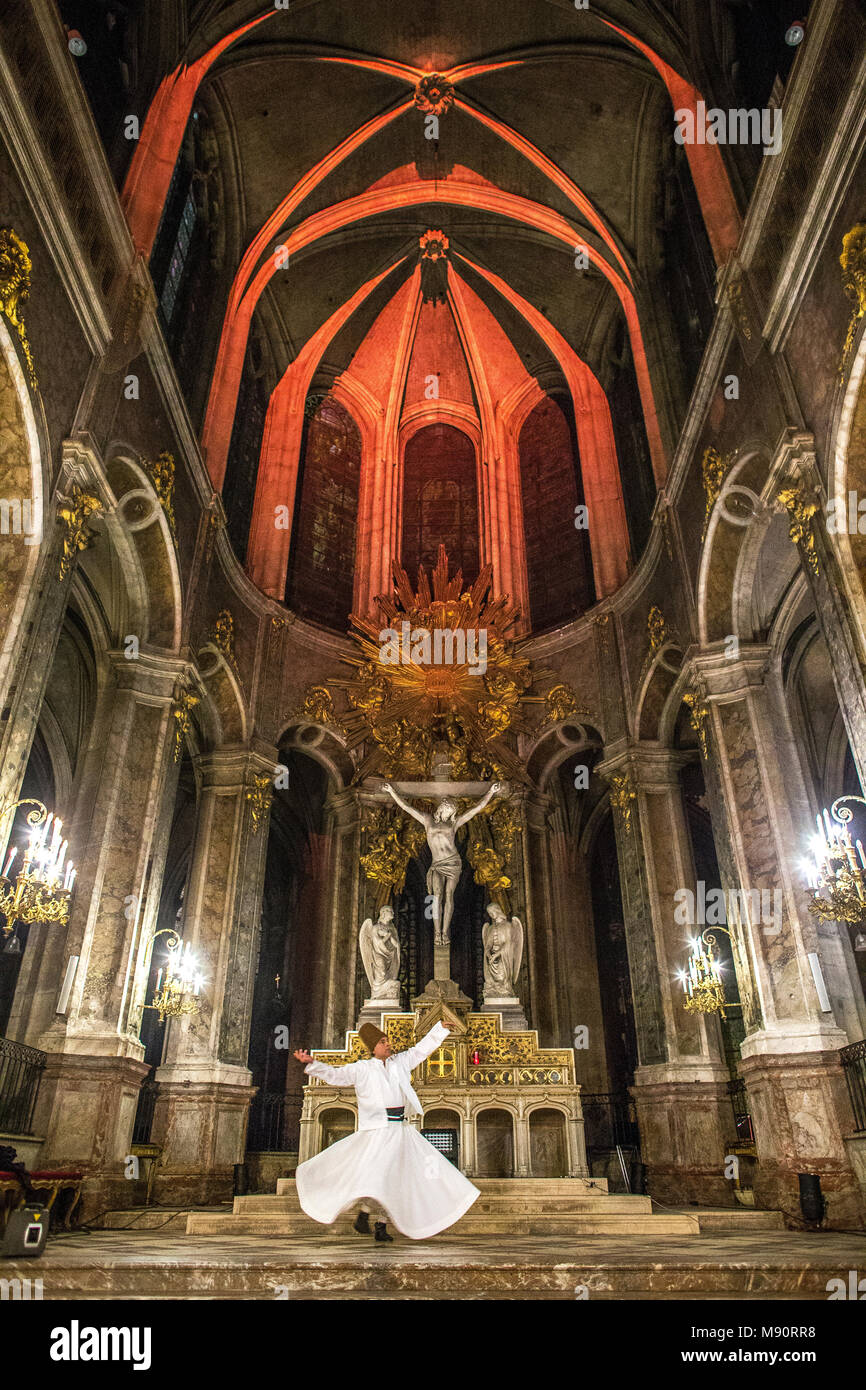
top-left (185, 1178), bottom-right (702, 1238)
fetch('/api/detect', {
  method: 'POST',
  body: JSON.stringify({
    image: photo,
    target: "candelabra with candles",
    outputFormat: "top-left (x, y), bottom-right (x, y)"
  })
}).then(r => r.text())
top-left (143, 930), bottom-right (203, 1022)
top-left (679, 930), bottom-right (729, 1017)
top-left (0, 799), bottom-right (76, 943)
top-left (805, 795), bottom-right (866, 948)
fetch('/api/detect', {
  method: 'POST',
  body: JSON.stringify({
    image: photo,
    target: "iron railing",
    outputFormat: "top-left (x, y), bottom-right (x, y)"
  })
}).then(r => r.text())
top-left (0, 1035), bottom-right (46, 1135)
top-left (841, 1038), bottom-right (866, 1134)
top-left (132, 1071), bottom-right (158, 1145)
top-left (581, 1092), bottom-right (639, 1152)
top-left (726, 1076), bottom-right (755, 1146)
top-left (247, 1091), bottom-right (295, 1152)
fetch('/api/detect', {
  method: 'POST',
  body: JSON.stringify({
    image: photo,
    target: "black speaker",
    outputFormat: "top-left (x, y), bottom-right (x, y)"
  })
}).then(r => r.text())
top-left (1, 1205), bottom-right (48, 1258)
top-left (798, 1172), bottom-right (824, 1223)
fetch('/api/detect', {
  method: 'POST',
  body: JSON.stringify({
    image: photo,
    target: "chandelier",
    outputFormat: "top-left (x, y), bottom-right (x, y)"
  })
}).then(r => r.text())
top-left (679, 931), bottom-right (728, 1017)
top-left (804, 796), bottom-right (866, 949)
top-left (145, 931), bottom-right (203, 1022)
top-left (0, 799), bottom-right (76, 943)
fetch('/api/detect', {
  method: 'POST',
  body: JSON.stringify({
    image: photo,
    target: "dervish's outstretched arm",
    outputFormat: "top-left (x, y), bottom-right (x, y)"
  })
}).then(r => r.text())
top-left (454, 782), bottom-right (502, 829)
top-left (382, 783), bottom-right (430, 826)
top-left (294, 1049), bottom-right (360, 1087)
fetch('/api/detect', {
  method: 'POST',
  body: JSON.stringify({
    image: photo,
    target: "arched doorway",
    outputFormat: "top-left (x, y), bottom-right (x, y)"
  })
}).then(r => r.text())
top-left (529, 1108), bottom-right (568, 1177)
top-left (475, 1107), bottom-right (514, 1177)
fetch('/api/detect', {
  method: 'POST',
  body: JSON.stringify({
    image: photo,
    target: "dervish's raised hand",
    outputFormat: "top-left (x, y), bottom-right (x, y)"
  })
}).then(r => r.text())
top-left (293, 1048), bottom-right (314, 1064)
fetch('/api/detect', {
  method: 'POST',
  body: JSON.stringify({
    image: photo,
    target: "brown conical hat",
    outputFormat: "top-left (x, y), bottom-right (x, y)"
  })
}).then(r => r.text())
top-left (359, 1022), bottom-right (386, 1053)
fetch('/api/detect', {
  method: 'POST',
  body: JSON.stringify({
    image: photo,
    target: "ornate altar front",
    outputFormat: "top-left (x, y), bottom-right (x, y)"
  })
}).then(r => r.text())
top-left (299, 1010), bottom-right (588, 1178)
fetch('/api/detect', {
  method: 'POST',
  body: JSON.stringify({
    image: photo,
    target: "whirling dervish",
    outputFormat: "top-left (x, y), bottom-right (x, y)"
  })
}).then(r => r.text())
top-left (293, 1018), bottom-right (480, 1241)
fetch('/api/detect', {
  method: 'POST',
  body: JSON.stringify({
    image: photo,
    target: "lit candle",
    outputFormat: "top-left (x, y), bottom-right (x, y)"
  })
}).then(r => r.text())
top-left (2, 845), bottom-right (17, 878)
top-left (155, 967), bottom-right (163, 992)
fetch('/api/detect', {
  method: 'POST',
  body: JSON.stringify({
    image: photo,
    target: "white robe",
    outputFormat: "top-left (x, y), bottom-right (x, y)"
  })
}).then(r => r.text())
top-left (295, 1021), bottom-right (480, 1239)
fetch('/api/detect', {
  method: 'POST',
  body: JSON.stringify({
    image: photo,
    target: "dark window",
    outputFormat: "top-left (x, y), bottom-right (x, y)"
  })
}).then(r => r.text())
top-left (401, 425), bottom-right (479, 586)
top-left (285, 398), bottom-right (361, 629)
top-left (519, 396), bottom-right (594, 631)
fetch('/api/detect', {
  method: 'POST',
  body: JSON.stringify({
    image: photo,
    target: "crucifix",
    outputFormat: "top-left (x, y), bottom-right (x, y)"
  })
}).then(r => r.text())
top-left (380, 768), bottom-right (505, 982)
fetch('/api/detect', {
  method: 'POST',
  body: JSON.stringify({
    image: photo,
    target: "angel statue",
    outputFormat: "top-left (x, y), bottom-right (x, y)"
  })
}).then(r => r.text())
top-left (482, 903), bottom-right (523, 1000)
top-left (382, 782), bottom-right (503, 946)
top-left (359, 905), bottom-right (401, 1002)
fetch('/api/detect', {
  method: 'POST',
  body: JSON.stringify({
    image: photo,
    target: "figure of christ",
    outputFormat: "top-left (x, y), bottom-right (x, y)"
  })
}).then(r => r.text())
top-left (381, 781), bottom-right (502, 945)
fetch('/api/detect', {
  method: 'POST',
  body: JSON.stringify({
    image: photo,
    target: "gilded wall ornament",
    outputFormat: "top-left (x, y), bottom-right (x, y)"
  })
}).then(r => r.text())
top-left (419, 229), bottom-right (449, 261)
top-left (246, 773), bottom-right (273, 834)
top-left (414, 74), bottom-right (454, 116)
top-left (701, 446), bottom-right (731, 540)
top-left (172, 688), bottom-right (199, 762)
top-left (0, 228), bottom-right (37, 387)
top-left (840, 223), bottom-right (866, 374)
top-left (213, 609), bottom-right (236, 661)
top-left (776, 478), bottom-right (820, 575)
top-left (543, 682), bottom-right (590, 725)
top-left (360, 805), bottom-right (426, 898)
top-left (647, 605), bottom-right (670, 652)
top-left (56, 485), bottom-right (104, 579)
top-left (148, 450), bottom-right (176, 534)
top-left (609, 773), bottom-right (636, 828)
top-left (300, 683), bottom-right (343, 730)
top-left (683, 690), bottom-right (710, 759)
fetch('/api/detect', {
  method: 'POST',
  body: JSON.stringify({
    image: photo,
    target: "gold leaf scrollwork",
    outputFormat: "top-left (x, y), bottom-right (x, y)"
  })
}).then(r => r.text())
top-left (466, 799), bottom-right (522, 897)
top-left (0, 228), bottom-right (37, 388)
top-left (172, 687), bottom-right (199, 762)
top-left (609, 773), bottom-right (636, 829)
top-left (56, 484), bottom-right (104, 579)
top-left (148, 451), bottom-right (176, 535)
top-left (543, 682), bottom-right (590, 725)
top-left (701, 446), bottom-right (731, 541)
top-left (213, 609), bottom-right (236, 662)
top-left (683, 690), bottom-right (710, 759)
top-left (647, 605), bottom-right (670, 653)
top-left (776, 478), bottom-right (820, 576)
top-left (300, 684), bottom-right (344, 731)
top-left (246, 773), bottom-right (273, 834)
top-left (840, 223), bottom-right (866, 376)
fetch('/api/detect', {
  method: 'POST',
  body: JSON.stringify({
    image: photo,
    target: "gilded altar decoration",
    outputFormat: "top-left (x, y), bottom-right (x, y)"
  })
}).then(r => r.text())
top-left (172, 687), bottom-right (199, 761)
top-left (0, 228), bottom-right (37, 387)
top-left (701, 446), bottom-right (730, 540)
top-left (466, 799), bottom-right (521, 897)
top-left (609, 772), bottom-right (636, 828)
top-left (147, 451), bottom-right (176, 535)
top-left (683, 690), bottom-right (710, 759)
top-left (840, 224), bottom-right (866, 374)
top-left (414, 73), bottom-right (454, 116)
top-left (56, 484), bottom-right (104, 578)
top-left (246, 773), bottom-right (273, 834)
top-left (776, 477), bottom-right (819, 575)
top-left (332, 546), bottom-right (552, 787)
top-left (360, 805), bottom-right (426, 900)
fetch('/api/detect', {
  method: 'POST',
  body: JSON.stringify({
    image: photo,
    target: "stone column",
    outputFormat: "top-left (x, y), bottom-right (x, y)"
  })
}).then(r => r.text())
top-left (19, 650), bottom-right (182, 1214)
top-left (566, 1108), bottom-right (590, 1177)
top-left (460, 1103), bottom-right (477, 1177)
top-left (151, 744), bottom-right (277, 1204)
top-left (694, 643), bottom-right (865, 1225)
top-left (513, 1103), bottom-right (531, 1177)
top-left (597, 745), bottom-right (732, 1204)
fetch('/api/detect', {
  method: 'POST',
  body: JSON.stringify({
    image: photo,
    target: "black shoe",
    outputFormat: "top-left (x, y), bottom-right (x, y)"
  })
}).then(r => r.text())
top-left (374, 1221), bottom-right (393, 1243)
top-left (353, 1209), bottom-right (371, 1234)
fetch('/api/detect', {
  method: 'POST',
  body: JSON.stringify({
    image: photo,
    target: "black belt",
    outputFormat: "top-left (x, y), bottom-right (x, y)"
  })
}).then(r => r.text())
top-left (386, 1106), bottom-right (406, 1122)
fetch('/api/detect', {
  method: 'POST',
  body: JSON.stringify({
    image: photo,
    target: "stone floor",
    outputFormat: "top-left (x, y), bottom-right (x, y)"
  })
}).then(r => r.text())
top-left (4, 1224), bottom-right (864, 1299)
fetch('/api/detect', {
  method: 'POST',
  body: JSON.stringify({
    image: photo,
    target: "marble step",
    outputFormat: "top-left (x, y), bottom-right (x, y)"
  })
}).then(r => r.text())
top-left (186, 1210), bottom-right (700, 1237)
top-left (275, 1175), bottom-right (609, 1196)
top-left (234, 1192), bottom-right (654, 1216)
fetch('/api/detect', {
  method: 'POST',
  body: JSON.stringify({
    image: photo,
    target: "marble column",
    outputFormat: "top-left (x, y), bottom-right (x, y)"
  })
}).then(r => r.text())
top-left (598, 745), bottom-right (732, 1204)
top-left (694, 643), bottom-right (866, 1225)
top-left (16, 650), bottom-right (182, 1214)
top-left (151, 744), bottom-right (277, 1204)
